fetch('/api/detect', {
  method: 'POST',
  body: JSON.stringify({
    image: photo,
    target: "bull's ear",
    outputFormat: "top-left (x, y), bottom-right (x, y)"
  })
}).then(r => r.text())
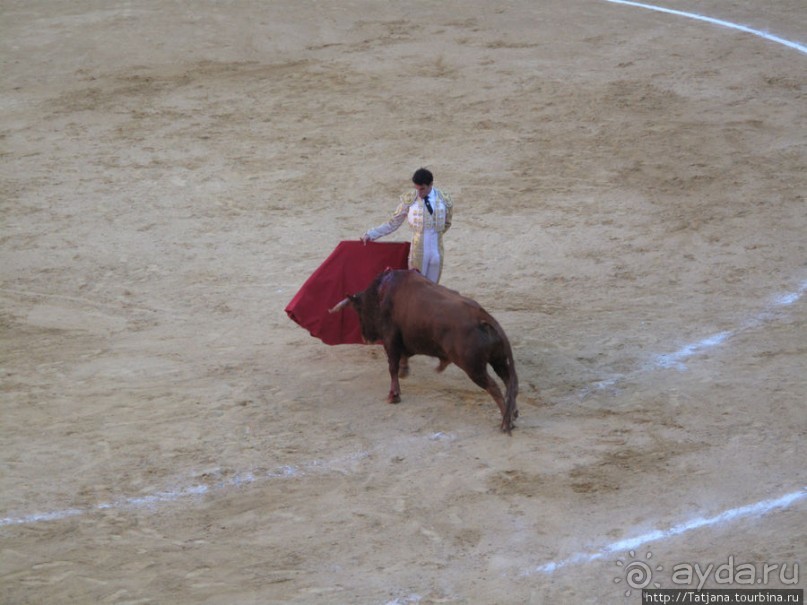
top-left (350, 292), bottom-right (366, 310)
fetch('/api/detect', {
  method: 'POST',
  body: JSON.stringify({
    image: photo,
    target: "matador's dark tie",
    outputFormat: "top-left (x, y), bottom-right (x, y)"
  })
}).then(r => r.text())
top-left (423, 194), bottom-right (433, 215)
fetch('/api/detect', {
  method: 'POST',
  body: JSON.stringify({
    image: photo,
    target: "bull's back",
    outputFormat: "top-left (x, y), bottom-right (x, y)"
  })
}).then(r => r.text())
top-left (382, 271), bottom-right (506, 357)
top-left (384, 271), bottom-right (480, 325)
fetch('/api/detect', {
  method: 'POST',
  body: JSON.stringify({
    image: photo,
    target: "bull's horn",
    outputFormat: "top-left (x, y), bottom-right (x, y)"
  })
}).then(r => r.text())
top-left (328, 297), bottom-right (351, 314)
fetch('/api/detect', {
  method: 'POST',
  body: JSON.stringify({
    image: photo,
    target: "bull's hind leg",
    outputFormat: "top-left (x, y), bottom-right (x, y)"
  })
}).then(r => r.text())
top-left (384, 339), bottom-right (404, 404)
top-left (386, 354), bottom-right (402, 403)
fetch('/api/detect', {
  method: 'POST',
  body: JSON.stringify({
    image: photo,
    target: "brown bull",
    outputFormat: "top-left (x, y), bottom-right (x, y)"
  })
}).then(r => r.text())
top-left (329, 269), bottom-right (519, 434)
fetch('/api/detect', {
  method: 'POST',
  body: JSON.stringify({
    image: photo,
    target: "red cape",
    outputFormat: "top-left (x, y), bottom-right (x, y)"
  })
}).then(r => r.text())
top-left (285, 240), bottom-right (410, 345)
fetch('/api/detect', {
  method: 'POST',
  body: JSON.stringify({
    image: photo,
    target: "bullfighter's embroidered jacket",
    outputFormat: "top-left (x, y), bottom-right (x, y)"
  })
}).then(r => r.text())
top-left (364, 188), bottom-right (453, 282)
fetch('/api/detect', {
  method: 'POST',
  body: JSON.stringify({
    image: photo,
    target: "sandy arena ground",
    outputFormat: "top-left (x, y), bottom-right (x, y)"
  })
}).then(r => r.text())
top-left (1, 1), bottom-right (805, 603)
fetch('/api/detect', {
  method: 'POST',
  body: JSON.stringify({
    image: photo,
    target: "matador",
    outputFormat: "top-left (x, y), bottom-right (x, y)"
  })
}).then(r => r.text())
top-left (361, 168), bottom-right (454, 284)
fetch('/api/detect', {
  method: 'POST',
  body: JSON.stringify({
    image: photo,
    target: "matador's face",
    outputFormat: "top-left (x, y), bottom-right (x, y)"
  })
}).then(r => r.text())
top-left (414, 183), bottom-right (433, 199)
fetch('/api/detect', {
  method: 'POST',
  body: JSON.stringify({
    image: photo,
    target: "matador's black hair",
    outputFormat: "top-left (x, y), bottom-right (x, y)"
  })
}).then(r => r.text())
top-left (412, 167), bottom-right (433, 186)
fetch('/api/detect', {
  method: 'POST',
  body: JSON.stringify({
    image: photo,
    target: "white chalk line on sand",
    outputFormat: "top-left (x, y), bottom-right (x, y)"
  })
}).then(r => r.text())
top-left (383, 492), bottom-right (807, 605)
top-left (0, 450), bottom-right (371, 528)
top-left (653, 279), bottom-right (807, 370)
top-left (0, 433), bottom-right (459, 528)
top-left (604, 0), bottom-right (807, 55)
top-left (528, 489), bottom-right (807, 575)
top-left (580, 279), bottom-right (807, 397)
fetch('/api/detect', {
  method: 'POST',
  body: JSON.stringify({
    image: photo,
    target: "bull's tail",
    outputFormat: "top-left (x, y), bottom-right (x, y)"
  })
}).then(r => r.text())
top-left (484, 321), bottom-right (519, 434)
top-left (502, 338), bottom-right (519, 435)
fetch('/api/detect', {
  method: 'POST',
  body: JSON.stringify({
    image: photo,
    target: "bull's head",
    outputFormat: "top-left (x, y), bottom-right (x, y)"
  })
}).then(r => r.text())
top-left (328, 290), bottom-right (381, 344)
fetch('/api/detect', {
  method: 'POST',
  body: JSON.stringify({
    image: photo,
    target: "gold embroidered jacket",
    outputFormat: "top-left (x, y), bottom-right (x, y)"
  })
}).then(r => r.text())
top-left (364, 188), bottom-right (454, 282)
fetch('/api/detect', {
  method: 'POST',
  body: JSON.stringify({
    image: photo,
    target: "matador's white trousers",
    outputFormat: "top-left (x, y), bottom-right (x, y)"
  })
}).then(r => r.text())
top-left (420, 228), bottom-right (441, 283)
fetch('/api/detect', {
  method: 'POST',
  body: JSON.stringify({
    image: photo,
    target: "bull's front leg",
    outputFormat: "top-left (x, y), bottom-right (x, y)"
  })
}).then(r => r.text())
top-left (385, 345), bottom-right (402, 404)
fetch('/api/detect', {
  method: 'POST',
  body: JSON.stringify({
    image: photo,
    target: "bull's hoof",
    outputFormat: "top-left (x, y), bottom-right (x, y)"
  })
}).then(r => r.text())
top-left (398, 366), bottom-right (409, 379)
top-left (435, 359), bottom-right (450, 373)
top-left (387, 393), bottom-right (401, 404)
